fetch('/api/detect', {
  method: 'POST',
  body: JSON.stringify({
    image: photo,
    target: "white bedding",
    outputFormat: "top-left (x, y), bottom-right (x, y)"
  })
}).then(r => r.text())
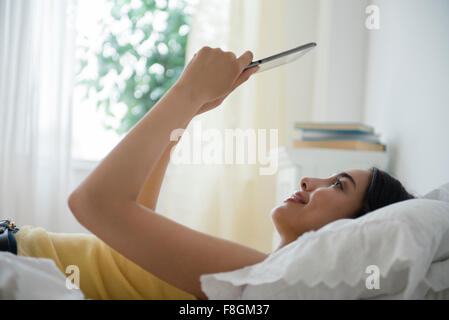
top-left (0, 252), bottom-right (84, 300)
top-left (2, 183), bottom-right (449, 300)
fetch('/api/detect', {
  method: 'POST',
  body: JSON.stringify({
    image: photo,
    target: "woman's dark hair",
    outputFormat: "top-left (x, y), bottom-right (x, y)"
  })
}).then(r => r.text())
top-left (353, 167), bottom-right (416, 219)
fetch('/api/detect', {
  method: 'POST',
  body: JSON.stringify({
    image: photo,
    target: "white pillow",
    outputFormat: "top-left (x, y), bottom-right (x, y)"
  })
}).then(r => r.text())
top-left (200, 183), bottom-right (449, 300)
top-left (423, 182), bottom-right (449, 202)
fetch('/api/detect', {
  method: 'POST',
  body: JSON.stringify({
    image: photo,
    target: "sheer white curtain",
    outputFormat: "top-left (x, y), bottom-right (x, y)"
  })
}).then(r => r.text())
top-left (0, 0), bottom-right (77, 232)
top-left (157, 0), bottom-right (288, 253)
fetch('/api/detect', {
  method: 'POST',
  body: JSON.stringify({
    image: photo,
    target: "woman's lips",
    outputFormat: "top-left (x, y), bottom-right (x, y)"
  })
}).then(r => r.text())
top-left (284, 193), bottom-right (306, 204)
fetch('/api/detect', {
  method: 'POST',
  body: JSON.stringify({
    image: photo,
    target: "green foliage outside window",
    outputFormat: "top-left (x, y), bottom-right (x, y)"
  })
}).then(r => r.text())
top-left (76, 0), bottom-right (194, 135)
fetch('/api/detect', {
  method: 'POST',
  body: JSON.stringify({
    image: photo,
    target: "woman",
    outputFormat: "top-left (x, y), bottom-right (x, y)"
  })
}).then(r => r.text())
top-left (1, 47), bottom-right (415, 300)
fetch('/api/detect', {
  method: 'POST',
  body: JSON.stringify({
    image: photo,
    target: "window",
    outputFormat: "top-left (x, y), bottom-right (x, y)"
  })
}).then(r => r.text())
top-left (72, 0), bottom-right (197, 161)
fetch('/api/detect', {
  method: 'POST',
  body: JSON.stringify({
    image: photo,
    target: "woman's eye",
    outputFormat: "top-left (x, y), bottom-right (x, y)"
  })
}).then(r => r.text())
top-left (332, 178), bottom-right (344, 190)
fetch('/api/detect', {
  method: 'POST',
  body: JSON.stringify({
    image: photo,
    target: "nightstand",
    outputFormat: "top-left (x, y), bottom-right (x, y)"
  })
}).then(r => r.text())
top-left (273, 146), bottom-right (389, 250)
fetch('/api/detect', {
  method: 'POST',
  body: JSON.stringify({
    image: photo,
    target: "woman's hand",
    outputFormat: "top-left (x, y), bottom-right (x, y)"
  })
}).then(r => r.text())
top-left (174, 46), bottom-right (259, 116)
top-left (195, 64), bottom-right (260, 116)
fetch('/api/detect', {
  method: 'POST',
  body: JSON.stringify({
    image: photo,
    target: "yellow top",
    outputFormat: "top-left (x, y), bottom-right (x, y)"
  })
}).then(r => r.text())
top-left (15, 225), bottom-right (197, 300)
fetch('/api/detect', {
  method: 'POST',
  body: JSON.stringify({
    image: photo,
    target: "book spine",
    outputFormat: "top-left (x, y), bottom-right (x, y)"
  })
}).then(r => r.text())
top-left (301, 136), bottom-right (380, 143)
top-left (294, 123), bottom-right (374, 134)
top-left (292, 140), bottom-right (386, 152)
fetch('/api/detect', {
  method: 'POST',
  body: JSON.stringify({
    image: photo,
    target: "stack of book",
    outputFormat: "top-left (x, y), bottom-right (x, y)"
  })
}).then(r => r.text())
top-left (293, 122), bottom-right (386, 152)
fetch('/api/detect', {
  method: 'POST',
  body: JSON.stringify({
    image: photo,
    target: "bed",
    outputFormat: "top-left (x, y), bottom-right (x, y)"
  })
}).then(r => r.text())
top-left (1, 183), bottom-right (449, 300)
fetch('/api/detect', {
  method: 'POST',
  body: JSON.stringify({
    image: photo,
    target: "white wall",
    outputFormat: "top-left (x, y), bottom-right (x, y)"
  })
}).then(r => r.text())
top-left (283, 0), bottom-right (320, 144)
top-left (312, 0), bottom-right (369, 122)
top-left (363, 0), bottom-right (449, 195)
top-left (284, 0), bottom-right (370, 141)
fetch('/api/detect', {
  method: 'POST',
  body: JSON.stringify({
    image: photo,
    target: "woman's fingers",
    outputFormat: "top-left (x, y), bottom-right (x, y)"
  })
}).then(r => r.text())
top-left (176, 47), bottom-right (257, 108)
top-left (232, 66), bottom-right (260, 89)
top-left (220, 65), bottom-right (259, 100)
top-left (212, 66), bottom-right (259, 104)
top-left (195, 65), bottom-right (259, 115)
top-left (236, 51), bottom-right (254, 72)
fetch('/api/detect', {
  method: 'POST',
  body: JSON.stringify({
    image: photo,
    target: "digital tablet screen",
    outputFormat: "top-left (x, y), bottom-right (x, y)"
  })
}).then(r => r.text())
top-left (245, 42), bottom-right (316, 74)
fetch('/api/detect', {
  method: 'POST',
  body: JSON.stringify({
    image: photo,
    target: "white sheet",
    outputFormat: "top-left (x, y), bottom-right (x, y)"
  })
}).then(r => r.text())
top-left (0, 252), bottom-right (84, 300)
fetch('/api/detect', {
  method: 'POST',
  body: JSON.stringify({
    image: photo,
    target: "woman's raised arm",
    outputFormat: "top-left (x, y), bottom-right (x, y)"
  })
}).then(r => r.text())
top-left (69, 47), bottom-right (256, 214)
top-left (68, 47), bottom-right (265, 299)
top-left (137, 137), bottom-right (183, 211)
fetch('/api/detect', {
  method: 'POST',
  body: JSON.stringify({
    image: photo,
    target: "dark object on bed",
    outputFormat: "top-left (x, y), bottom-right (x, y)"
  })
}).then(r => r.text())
top-left (0, 219), bottom-right (20, 255)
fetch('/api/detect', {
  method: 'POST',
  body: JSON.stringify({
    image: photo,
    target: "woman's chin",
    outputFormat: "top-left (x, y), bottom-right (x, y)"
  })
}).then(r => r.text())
top-left (271, 203), bottom-right (302, 223)
top-left (270, 205), bottom-right (284, 224)
top-left (274, 200), bottom-right (306, 213)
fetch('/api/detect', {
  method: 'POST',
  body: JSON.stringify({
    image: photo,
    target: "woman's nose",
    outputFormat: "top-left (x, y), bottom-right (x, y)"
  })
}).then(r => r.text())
top-left (300, 177), bottom-right (310, 191)
top-left (300, 177), bottom-right (328, 191)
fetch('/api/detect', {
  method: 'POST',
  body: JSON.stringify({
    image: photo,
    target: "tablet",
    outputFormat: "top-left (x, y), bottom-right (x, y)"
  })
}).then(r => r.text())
top-left (245, 42), bottom-right (316, 74)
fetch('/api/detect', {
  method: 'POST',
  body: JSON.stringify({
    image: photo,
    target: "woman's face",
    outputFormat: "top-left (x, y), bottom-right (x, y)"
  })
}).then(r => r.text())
top-left (271, 169), bottom-right (372, 248)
